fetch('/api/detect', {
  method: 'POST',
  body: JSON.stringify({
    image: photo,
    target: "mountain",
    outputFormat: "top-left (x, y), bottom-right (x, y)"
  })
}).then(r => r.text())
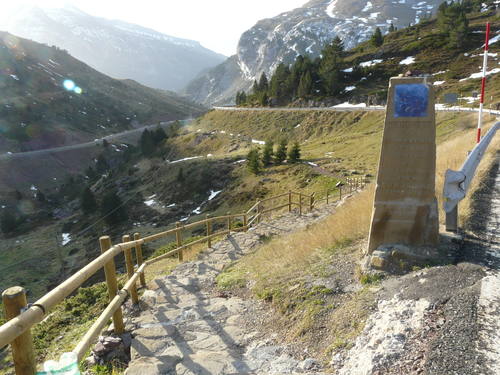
top-left (0, 5), bottom-right (226, 92)
top-left (0, 31), bottom-right (205, 155)
top-left (183, 0), bottom-right (446, 106)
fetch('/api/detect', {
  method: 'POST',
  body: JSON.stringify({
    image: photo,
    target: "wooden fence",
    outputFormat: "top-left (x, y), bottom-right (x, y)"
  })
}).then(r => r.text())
top-left (0, 177), bottom-right (365, 374)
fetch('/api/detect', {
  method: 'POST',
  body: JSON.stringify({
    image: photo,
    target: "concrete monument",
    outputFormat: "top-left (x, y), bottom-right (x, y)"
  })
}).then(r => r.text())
top-left (367, 77), bottom-right (439, 268)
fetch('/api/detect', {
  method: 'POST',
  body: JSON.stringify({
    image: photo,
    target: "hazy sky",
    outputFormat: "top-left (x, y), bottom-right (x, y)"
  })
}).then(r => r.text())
top-left (2, 0), bottom-right (308, 56)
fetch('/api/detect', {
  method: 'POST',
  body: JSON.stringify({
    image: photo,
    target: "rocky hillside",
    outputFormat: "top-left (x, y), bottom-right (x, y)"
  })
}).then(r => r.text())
top-left (183, 0), bottom-right (446, 105)
top-left (0, 31), bottom-right (205, 154)
top-left (0, 4), bottom-right (226, 91)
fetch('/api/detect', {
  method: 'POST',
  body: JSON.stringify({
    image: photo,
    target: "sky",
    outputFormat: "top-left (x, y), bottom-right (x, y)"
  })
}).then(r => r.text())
top-left (1, 0), bottom-right (308, 56)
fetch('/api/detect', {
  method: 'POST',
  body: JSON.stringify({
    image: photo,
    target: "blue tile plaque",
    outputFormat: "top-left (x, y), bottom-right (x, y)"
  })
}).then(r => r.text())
top-left (394, 84), bottom-right (429, 118)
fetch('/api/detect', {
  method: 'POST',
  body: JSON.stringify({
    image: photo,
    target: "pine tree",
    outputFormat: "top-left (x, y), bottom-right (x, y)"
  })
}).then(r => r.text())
top-left (0, 209), bottom-right (17, 234)
top-left (274, 139), bottom-right (288, 164)
top-left (287, 142), bottom-right (301, 163)
top-left (260, 92), bottom-right (269, 106)
top-left (140, 128), bottom-right (155, 156)
top-left (247, 149), bottom-right (261, 174)
top-left (152, 127), bottom-right (167, 146)
top-left (319, 37), bottom-right (344, 96)
top-left (35, 191), bottom-right (46, 202)
top-left (297, 71), bottom-right (313, 98)
top-left (370, 27), bottom-right (384, 47)
top-left (81, 187), bottom-right (97, 214)
top-left (389, 23), bottom-right (396, 33)
top-left (262, 141), bottom-right (274, 167)
top-left (270, 64), bottom-right (292, 103)
top-left (101, 191), bottom-right (127, 225)
top-left (177, 167), bottom-right (185, 183)
top-left (258, 72), bottom-right (269, 92)
top-left (96, 154), bottom-right (109, 173)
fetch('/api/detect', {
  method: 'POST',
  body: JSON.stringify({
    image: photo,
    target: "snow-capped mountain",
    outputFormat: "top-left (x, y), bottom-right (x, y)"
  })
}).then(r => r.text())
top-left (0, 5), bottom-right (226, 92)
top-left (184, 0), bottom-right (444, 105)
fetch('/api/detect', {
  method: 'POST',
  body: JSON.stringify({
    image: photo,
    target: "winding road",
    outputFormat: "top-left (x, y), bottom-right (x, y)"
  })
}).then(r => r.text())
top-left (0, 120), bottom-right (191, 161)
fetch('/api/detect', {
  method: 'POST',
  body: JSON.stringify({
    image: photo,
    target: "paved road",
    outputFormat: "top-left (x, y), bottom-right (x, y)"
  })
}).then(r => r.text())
top-left (213, 105), bottom-right (500, 116)
top-left (0, 120), bottom-right (191, 161)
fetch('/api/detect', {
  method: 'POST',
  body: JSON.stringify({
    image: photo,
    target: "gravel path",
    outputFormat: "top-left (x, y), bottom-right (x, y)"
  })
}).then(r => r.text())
top-left (124, 200), bottom-right (345, 375)
top-left (336, 155), bottom-right (500, 375)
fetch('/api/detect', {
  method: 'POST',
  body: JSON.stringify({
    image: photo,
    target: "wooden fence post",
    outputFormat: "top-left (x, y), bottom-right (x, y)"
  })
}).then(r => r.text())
top-left (309, 193), bottom-right (314, 211)
top-left (176, 222), bottom-right (183, 262)
top-left (2, 287), bottom-right (36, 375)
top-left (133, 233), bottom-right (146, 287)
top-left (299, 194), bottom-right (303, 216)
top-left (227, 212), bottom-right (231, 234)
top-left (206, 214), bottom-right (212, 248)
top-left (288, 191), bottom-right (292, 212)
top-left (339, 186), bottom-right (342, 200)
top-left (122, 235), bottom-right (139, 304)
top-left (243, 214), bottom-right (248, 231)
top-left (326, 190), bottom-right (329, 205)
top-left (257, 200), bottom-right (262, 223)
top-left (99, 236), bottom-right (125, 334)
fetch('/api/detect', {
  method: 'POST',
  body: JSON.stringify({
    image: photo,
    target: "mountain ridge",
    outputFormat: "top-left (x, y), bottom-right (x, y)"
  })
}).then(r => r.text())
top-left (0, 5), bottom-right (226, 92)
top-left (183, 0), bottom-right (446, 106)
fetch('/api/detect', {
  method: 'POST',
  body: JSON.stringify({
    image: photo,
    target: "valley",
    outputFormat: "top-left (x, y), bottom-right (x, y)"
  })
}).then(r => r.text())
top-left (0, 1), bottom-right (499, 374)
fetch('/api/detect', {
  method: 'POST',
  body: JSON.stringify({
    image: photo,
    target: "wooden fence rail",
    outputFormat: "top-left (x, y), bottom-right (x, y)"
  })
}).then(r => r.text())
top-left (0, 177), bottom-right (365, 374)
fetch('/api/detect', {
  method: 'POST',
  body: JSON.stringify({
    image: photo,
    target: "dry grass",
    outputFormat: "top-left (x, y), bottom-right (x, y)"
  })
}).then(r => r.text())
top-left (223, 186), bottom-right (374, 291)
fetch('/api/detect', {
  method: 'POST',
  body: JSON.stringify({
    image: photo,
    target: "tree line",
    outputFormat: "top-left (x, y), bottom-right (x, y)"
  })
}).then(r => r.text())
top-left (247, 140), bottom-right (301, 175)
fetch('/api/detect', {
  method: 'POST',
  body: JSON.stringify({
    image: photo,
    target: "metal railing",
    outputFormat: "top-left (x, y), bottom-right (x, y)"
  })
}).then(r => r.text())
top-left (0, 177), bottom-right (365, 374)
top-left (443, 121), bottom-right (499, 231)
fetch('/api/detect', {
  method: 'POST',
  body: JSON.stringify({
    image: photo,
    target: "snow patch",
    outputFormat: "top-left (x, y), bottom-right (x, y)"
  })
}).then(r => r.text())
top-left (359, 59), bottom-right (383, 67)
top-left (399, 56), bottom-right (415, 65)
top-left (252, 139), bottom-right (266, 145)
top-left (433, 81), bottom-right (445, 86)
top-left (208, 190), bottom-right (222, 201)
top-left (170, 156), bottom-right (203, 164)
top-left (62, 233), bottom-right (71, 246)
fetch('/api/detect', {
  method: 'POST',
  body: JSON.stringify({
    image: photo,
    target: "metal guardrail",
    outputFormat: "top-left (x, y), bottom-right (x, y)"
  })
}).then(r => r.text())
top-left (443, 121), bottom-right (499, 231)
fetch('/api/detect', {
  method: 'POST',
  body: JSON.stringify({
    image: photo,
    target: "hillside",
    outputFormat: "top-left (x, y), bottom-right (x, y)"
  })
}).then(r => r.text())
top-left (0, 4), bottom-right (226, 91)
top-left (0, 31), bottom-right (205, 154)
top-left (184, 1), bottom-right (499, 106)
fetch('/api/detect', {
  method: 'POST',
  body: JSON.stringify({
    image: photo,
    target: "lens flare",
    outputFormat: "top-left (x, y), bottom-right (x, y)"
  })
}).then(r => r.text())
top-left (63, 79), bottom-right (75, 91)
top-left (74, 86), bottom-right (82, 94)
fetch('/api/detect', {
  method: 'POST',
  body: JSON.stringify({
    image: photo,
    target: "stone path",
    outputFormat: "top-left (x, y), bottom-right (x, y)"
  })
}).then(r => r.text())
top-left (124, 200), bottom-right (346, 375)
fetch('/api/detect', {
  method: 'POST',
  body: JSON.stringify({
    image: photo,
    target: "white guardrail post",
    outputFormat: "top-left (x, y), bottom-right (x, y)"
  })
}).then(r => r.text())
top-left (443, 121), bottom-right (499, 232)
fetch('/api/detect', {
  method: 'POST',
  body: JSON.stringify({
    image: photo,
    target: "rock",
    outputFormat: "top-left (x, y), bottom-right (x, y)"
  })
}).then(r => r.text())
top-left (300, 358), bottom-right (320, 371)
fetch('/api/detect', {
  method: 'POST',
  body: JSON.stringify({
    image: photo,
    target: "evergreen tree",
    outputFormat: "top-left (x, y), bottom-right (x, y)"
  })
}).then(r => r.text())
top-left (258, 72), bottom-right (269, 92)
top-left (274, 139), bottom-right (288, 164)
top-left (177, 167), bottom-right (185, 183)
top-left (370, 27), bottom-right (384, 47)
top-left (319, 37), bottom-right (344, 96)
top-left (260, 92), bottom-right (269, 106)
top-left (35, 191), bottom-right (46, 203)
top-left (270, 64), bottom-right (292, 103)
top-left (287, 142), bottom-right (301, 163)
top-left (0, 209), bottom-right (17, 234)
top-left (101, 191), bottom-right (127, 225)
top-left (297, 71), bottom-right (313, 98)
top-left (86, 166), bottom-right (98, 180)
top-left (252, 80), bottom-right (259, 94)
top-left (389, 23), bottom-right (396, 33)
top-left (262, 141), bottom-right (274, 167)
top-left (152, 127), bottom-right (167, 146)
top-left (247, 149), bottom-right (261, 175)
top-left (102, 139), bottom-right (109, 148)
top-left (437, 1), bottom-right (469, 48)
top-left (96, 154), bottom-right (109, 173)
top-left (80, 187), bottom-right (97, 214)
top-left (140, 128), bottom-right (155, 156)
